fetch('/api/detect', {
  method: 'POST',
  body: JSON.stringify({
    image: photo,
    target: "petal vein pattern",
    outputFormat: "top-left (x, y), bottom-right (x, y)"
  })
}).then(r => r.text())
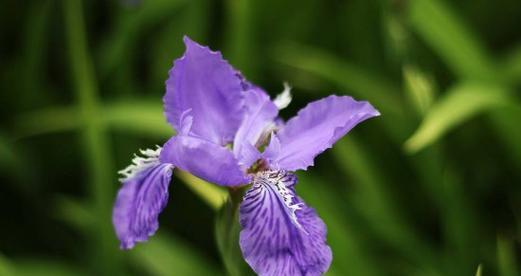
top-left (265, 95), bottom-right (379, 171)
top-left (113, 148), bottom-right (173, 249)
top-left (239, 171), bottom-right (332, 276)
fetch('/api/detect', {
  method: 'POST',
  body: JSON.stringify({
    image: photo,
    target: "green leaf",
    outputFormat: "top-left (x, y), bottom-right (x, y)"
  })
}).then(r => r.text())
top-left (224, 0), bottom-right (258, 78)
top-left (405, 83), bottom-right (512, 153)
top-left (274, 43), bottom-right (403, 118)
top-left (403, 64), bottom-right (436, 116)
top-left (475, 264), bottom-right (483, 276)
top-left (497, 236), bottom-right (520, 276)
top-left (408, 0), bottom-right (497, 81)
top-left (273, 42), bottom-right (414, 143)
top-left (176, 171), bottom-right (227, 211)
top-left (14, 107), bottom-right (79, 138)
top-left (0, 133), bottom-right (23, 175)
top-left (53, 196), bottom-right (221, 276)
top-left (296, 174), bottom-right (382, 276)
top-left (131, 233), bottom-right (221, 276)
top-left (63, 0), bottom-right (122, 274)
top-left (215, 190), bottom-right (255, 276)
top-left (98, 0), bottom-right (188, 77)
top-left (331, 138), bottom-right (439, 272)
top-left (14, 100), bottom-right (170, 139)
top-left (0, 254), bottom-right (86, 276)
top-left (101, 100), bottom-right (173, 138)
top-left (11, 259), bottom-right (86, 276)
top-left (488, 107), bottom-right (521, 170)
top-left (500, 44), bottom-right (521, 86)
top-left (53, 196), bottom-right (95, 234)
top-left (0, 254), bottom-right (15, 276)
top-left (20, 0), bottom-right (53, 106)
top-left (333, 139), bottom-right (400, 229)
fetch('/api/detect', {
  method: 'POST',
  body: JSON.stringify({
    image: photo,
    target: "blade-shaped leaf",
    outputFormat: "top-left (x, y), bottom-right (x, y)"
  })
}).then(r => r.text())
top-left (274, 43), bottom-right (404, 117)
top-left (403, 65), bottom-right (436, 116)
top-left (98, 0), bottom-right (188, 77)
top-left (14, 101), bottom-right (170, 139)
top-left (405, 83), bottom-right (513, 153)
top-left (215, 190), bottom-right (255, 276)
top-left (497, 236), bottom-right (520, 276)
top-left (0, 254), bottom-right (86, 276)
top-left (176, 171), bottom-right (227, 211)
top-left (408, 0), bottom-right (497, 81)
top-left (500, 44), bottom-right (521, 86)
top-left (296, 174), bottom-right (382, 276)
top-left (131, 233), bottom-right (221, 276)
top-left (101, 101), bottom-right (173, 138)
top-left (475, 264), bottom-right (482, 276)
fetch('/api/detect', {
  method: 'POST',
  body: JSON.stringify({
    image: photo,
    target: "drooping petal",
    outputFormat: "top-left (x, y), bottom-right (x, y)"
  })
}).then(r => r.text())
top-left (233, 89), bottom-right (278, 168)
top-left (160, 135), bottom-right (250, 186)
top-left (239, 171), bottom-right (332, 276)
top-left (265, 95), bottom-right (379, 171)
top-left (112, 148), bottom-right (173, 249)
top-left (164, 36), bottom-right (245, 145)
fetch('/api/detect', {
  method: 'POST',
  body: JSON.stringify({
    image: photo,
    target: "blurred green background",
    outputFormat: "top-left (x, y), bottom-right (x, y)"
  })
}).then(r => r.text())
top-left (1, 0), bottom-right (521, 275)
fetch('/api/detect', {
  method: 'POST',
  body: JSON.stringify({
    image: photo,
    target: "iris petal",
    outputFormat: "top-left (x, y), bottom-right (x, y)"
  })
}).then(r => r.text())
top-left (233, 89), bottom-right (278, 168)
top-left (265, 95), bottom-right (379, 171)
top-left (239, 171), bottom-right (332, 276)
top-left (164, 36), bottom-right (245, 145)
top-left (112, 149), bottom-right (173, 249)
top-left (160, 135), bottom-right (250, 186)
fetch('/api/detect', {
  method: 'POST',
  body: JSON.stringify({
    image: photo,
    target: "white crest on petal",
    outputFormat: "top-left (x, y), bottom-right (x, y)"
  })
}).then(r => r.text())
top-left (253, 170), bottom-right (306, 233)
top-left (273, 82), bottom-right (292, 110)
top-left (119, 146), bottom-right (162, 181)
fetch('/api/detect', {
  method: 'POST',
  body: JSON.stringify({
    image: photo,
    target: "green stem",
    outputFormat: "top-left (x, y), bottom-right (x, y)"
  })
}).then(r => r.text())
top-left (63, 0), bottom-right (122, 274)
top-left (215, 187), bottom-right (254, 276)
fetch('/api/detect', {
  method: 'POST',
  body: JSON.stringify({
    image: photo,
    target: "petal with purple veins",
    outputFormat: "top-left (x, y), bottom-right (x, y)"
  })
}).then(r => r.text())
top-left (164, 37), bottom-right (245, 145)
top-left (112, 148), bottom-right (173, 249)
top-left (265, 95), bottom-right (379, 171)
top-left (160, 135), bottom-right (250, 186)
top-left (239, 171), bottom-right (332, 276)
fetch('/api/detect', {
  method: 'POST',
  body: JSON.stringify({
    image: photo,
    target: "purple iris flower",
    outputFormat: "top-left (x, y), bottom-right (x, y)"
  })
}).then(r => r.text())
top-left (112, 36), bottom-right (379, 275)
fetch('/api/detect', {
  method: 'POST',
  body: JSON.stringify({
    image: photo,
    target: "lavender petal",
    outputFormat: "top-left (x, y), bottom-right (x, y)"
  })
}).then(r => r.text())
top-left (112, 161), bottom-right (173, 250)
top-left (164, 36), bottom-right (245, 145)
top-left (239, 171), bottom-right (332, 275)
top-left (233, 88), bottom-right (278, 168)
top-left (265, 95), bottom-right (379, 171)
top-left (160, 135), bottom-right (250, 186)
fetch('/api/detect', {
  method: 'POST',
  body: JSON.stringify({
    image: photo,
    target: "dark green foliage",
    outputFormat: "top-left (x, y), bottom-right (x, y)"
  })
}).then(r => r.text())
top-left (0, 0), bottom-right (520, 275)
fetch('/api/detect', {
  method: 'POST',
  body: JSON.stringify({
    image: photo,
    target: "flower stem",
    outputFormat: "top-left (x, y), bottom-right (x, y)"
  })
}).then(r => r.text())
top-left (62, 0), bottom-right (122, 274)
top-left (215, 187), bottom-right (254, 276)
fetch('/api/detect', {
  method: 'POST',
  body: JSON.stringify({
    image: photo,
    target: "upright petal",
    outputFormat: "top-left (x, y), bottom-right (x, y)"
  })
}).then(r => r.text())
top-left (160, 135), bottom-right (250, 186)
top-left (164, 37), bottom-right (245, 145)
top-left (239, 171), bottom-right (332, 276)
top-left (265, 95), bottom-right (379, 171)
top-left (112, 148), bottom-right (173, 249)
top-left (233, 89), bottom-right (278, 168)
